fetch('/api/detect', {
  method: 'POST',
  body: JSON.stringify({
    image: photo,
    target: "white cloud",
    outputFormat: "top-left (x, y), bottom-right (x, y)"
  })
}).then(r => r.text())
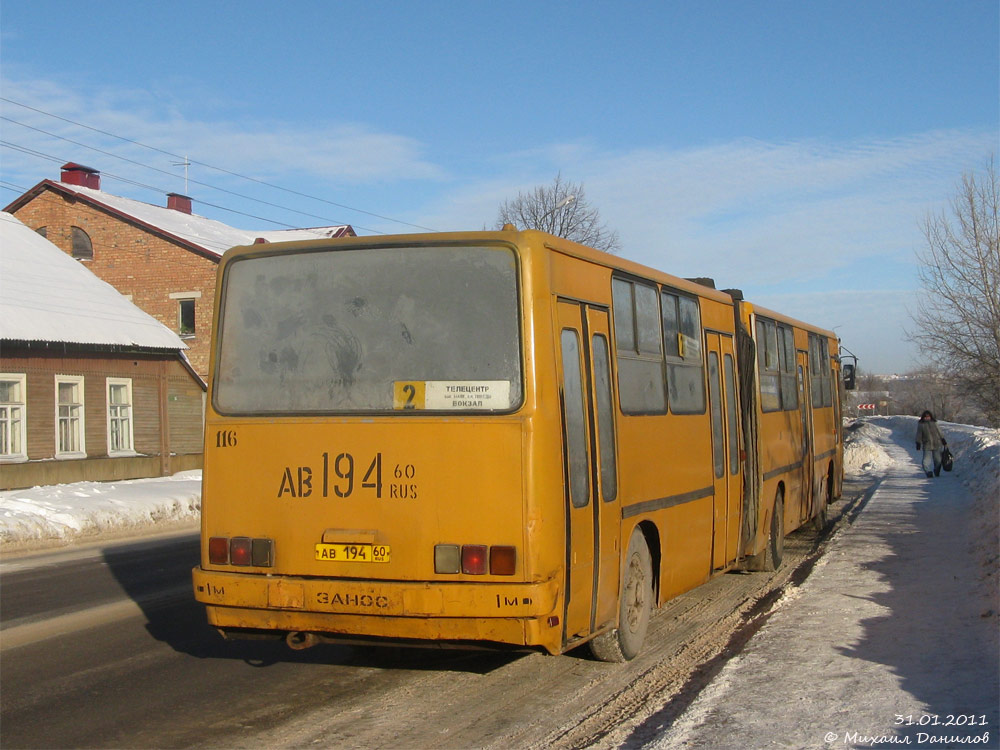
top-left (0, 74), bottom-right (444, 200)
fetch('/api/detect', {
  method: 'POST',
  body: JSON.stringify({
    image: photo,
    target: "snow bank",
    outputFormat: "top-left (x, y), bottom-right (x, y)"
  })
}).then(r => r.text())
top-left (847, 415), bottom-right (1000, 497)
top-left (843, 420), bottom-right (895, 475)
top-left (0, 471), bottom-right (201, 550)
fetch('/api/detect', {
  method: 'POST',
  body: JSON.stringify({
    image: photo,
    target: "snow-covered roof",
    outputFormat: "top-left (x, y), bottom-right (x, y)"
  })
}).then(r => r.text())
top-left (0, 213), bottom-right (187, 351)
top-left (26, 181), bottom-right (354, 258)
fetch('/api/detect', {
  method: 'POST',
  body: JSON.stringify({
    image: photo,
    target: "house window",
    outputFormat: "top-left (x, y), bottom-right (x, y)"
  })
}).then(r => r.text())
top-left (179, 299), bottom-right (195, 337)
top-left (55, 375), bottom-right (86, 457)
top-left (71, 226), bottom-right (93, 260)
top-left (107, 378), bottom-right (134, 455)
top-left (170, 291), bottom-right (202, 338)
top-left (0, 374), bottom-right (27, 461)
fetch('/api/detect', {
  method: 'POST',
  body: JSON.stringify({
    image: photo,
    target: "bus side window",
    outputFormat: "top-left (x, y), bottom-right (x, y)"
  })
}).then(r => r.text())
top-left (665, 294), bottom-right (706, 415)
top-left (592, 334), bottom-right (618, 503)
top-left (612, 278), bottom-right (666, 415)
top-left (756, 318), bottom-right (781, 413)
top-left (809, 334), bottom-right (833, 408)
top-left (779, 325), bottom-right (798, 411)
top-left (561, 329), bottom-right (590, 508)
top-left (708, 351), bottom-right (725, 478)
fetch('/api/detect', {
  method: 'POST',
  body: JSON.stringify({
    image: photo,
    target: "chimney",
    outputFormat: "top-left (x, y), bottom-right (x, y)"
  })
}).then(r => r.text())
top-left (60, 162), bottom-right (101, 190)
top-left (167, 193), bottom-right (192, 214)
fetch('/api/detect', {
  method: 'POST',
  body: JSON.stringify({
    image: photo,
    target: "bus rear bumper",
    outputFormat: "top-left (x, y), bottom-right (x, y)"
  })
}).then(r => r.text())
top-left (192, 567), bottom-right (562, 651)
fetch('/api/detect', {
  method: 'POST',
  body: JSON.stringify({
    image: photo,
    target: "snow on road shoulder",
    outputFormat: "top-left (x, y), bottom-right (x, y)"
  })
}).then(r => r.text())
top-left (645, 416), bottom-right (999, 750)
top-left (843, 419), bottom-right (896, 475)
top-left (0, 471), bottom-right (201, 551)
top-left (846, 415), bottom-right (999, 603)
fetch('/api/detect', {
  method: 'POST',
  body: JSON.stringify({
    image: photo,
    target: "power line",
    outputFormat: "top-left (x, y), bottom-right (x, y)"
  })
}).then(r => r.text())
top-left (2, 116), bottom-right (383, 233)
top-left (0, 96), bottom-right (438, 232)
top-left (0, 140), bottom-right (297, 228)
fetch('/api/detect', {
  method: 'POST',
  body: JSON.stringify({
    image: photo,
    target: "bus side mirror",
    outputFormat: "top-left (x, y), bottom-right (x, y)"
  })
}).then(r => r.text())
top-left (842, 363), bottom-right (857, 391)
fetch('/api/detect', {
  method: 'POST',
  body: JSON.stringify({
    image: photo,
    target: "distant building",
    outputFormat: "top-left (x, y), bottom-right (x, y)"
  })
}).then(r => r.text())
top-left (1, 213), bottom-right (206, 490)
top-left (4, 163), bottom-right (356, 377)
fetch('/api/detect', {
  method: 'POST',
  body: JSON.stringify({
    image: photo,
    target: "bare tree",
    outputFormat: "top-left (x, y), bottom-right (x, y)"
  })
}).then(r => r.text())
top-left (909, 159), bottom-right (1000, 426)
top-left (495, 174), bottom-right (621, 254)
top-left (891, 367), bottom-right (968, 423)
top-left (857, 369), bottom-right (887, 393)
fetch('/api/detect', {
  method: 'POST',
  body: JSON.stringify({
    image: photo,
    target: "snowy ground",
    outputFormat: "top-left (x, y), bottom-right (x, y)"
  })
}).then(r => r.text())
top-left (0, 470), bottom-right (201, 550)
top-left (644, 415), bottom-right (999, 750)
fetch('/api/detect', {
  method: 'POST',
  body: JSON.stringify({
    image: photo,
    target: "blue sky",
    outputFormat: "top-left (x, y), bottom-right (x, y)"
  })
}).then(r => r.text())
top-left (2, 0), bottom-right (997, 373)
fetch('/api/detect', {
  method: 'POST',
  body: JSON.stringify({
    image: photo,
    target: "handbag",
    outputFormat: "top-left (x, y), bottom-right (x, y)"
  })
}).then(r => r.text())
top-left (941, 446), bottom-right (954, 472)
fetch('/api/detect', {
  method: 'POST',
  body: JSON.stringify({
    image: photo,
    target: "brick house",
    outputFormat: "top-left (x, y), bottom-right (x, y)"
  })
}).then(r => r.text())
top-left (4, 164), bottom-right (355, 378)
top-left (1, 213), bottom-right (206, 490)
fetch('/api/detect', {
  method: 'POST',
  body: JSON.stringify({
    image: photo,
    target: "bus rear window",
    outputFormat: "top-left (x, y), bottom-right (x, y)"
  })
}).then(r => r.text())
top-left (214, 245), bottom-right (522, 414)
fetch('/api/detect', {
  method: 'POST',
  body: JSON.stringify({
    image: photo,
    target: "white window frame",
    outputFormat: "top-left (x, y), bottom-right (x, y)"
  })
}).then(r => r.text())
top-left (0, 373), bottom-right (27, 462)
top-left (55, 375), bottom-right (86, 458)
top-left (106, 377), bottom-right (136, 456)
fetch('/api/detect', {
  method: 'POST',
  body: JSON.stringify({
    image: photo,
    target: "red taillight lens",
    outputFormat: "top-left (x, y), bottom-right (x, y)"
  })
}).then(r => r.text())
top-left (489, 546), bottom-right (516, 575)
top-left (462, 545), bottom-right (488, 575)
top-left (209, 537), bottom-right (229, 564)
top-left (230, 537), bottom-right (253, 566)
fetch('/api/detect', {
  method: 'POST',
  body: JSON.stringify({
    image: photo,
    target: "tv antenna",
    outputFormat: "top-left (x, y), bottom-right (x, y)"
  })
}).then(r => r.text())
top-left (172, 155), bottom-right (191, 194)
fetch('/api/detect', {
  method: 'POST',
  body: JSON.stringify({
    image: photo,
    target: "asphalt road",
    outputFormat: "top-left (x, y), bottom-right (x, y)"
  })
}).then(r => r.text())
top-left (0, 479), bottom-right (871, 749)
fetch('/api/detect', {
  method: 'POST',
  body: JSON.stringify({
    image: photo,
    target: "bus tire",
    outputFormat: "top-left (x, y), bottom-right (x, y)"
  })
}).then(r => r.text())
top-left (811, 502), bottom-right (828, 532)
top-left (812, 471), bottom-right (831, 531)
top-left (589, 530), bottom-right (652, 663)
top-left (748, 491), bottom-right (784, 572)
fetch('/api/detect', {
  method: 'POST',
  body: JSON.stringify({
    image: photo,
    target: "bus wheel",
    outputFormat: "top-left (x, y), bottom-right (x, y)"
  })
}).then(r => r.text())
top-left (812, 467), bottom-right (834, 531)
top-left (589, 530), bottom-right (652, 663)
top-left (748, 491), bottom-right (784, 572)
top-left (811, 501), bottom-right (828, 532)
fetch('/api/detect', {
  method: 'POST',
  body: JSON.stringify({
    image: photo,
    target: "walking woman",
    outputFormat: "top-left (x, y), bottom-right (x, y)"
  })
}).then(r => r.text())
top-left (915, 410), bottom-right (948, 477)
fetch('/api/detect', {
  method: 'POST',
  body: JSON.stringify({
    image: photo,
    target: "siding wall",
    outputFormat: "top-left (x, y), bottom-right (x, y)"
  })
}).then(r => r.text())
top-left (1, 349), bottom-right (204, 490)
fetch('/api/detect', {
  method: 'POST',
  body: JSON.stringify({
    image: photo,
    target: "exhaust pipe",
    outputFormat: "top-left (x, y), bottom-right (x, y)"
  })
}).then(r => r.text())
top-left (286, 631), bottom-right (319, 650)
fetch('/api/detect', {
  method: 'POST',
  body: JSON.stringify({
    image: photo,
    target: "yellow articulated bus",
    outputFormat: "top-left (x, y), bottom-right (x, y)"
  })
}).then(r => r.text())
top-left (192, 228), bottom-right (848, 661)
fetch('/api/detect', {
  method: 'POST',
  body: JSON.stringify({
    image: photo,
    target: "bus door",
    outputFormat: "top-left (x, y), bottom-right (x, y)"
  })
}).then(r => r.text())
top-left (556, 300), bottom-right (621, 643)
top-left (796, 352), bottom-right (815, 524)
top-left (707, 333), bottom-right (743, 570)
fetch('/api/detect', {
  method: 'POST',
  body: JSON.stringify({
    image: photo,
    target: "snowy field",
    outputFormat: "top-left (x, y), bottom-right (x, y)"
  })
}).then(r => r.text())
top-left (0, 416), bottom-right (997, 552)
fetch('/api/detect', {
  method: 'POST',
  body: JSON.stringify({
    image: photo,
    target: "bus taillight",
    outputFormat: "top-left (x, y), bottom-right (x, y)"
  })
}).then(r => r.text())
top-left (434, 545), bottom-right (515, 575)
top-left (208, 536), bottom-right (273, 567)
top-left (209, 537), bottom-right (229, 564)
top-left (462, 545), bottom-right (488, 575)
top-left (231, 538), bottom-right (253, 565)
top-left (489, 546), bottom-right (516, 575)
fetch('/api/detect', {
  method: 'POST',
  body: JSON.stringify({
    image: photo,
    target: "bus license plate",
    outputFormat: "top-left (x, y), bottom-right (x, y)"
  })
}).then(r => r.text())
top-left (315, 543), bottom-right (390, 563)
